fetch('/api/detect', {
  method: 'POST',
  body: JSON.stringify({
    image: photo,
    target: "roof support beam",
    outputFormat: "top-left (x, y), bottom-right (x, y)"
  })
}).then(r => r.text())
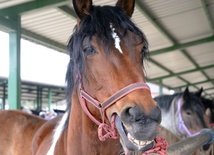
top-left (0, 16), bottom-right (67, 53)
top-left (200, 0), bottom-right (214, 35)
top-left (148, 64), bottom-right (214, 82)
top-left (22, 29), bottom-right (67, 53)
top-left (135, 0), bottom-right (174, 44)
top-left (0, 15), bottom-right (16, 31)
top-left (58, 6), bottom-right (77, 19)
top-left (0, 0), bottom-right (71, 16)
top-left (172, 79), bottom-right (214, 89)
top-left (150, 36), bottom-right (214, 56)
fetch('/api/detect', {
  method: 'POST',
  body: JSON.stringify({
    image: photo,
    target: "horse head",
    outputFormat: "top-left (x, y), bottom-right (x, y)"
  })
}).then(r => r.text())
top-left (179, 87), bottom-right (210, 138)
top-left (67, 0), bottom-right (162, 153)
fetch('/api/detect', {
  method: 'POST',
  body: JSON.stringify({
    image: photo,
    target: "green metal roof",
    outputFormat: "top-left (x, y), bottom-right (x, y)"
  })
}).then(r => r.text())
top-left (0, 0), bottom-right (214, 100)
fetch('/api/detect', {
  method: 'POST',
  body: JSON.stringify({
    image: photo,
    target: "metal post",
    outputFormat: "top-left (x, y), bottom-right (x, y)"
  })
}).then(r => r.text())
top-left (37, 86), bottom-right (40, 110)
top-left (2, 82), bottom-right (6, 109)
top-left (37, 87), bottom-right (43, 110)
top-left (159, 80), bottom-right (163, 95)
top-left (48, 88), bottom-right (52, 112)
top-left (8, 16), bottom-right (21, 109)
top-left (40, 88), bottom-right (43, 110)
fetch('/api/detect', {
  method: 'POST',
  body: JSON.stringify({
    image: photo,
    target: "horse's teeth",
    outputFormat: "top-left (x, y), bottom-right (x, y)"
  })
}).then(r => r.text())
top-left (140, 141), bottom-right (145, 146)
top-left (127, 133), bottom-right (134, 141)
top-left (134, 139), bottom-right (139, 145)
top-left (127, 133), bottom-right (153, 146)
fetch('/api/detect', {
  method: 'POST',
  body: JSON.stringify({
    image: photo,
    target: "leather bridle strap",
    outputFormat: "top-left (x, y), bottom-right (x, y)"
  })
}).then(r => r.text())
top-left (79, 82), bottom-right (151, 141)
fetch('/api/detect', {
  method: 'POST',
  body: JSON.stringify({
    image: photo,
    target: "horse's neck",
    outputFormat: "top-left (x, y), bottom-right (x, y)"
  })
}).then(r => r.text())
top-left (161, 97), bottom-right (180, 136)
top-left (64, 91), bottom-right (121, 155)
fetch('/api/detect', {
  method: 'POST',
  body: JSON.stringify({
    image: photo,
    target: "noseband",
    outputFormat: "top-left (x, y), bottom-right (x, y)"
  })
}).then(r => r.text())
top-left (177, 98), bottom-right (200, 137)
top-left (79, 82), bottom-right (151, 141)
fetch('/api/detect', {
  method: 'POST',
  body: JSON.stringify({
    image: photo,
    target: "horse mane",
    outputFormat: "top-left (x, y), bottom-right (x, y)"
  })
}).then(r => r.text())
top-left (154, 92), bottom-right (182, 111)
top-left (65, 5), bottom-right (149, 109)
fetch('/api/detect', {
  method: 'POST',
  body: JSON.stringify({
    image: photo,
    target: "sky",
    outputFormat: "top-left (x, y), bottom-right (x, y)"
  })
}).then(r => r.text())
top-left (0, 30), bottom-right (171, 96)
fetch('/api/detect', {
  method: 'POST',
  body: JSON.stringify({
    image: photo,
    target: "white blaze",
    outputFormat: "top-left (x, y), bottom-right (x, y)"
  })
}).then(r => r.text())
top-left (110, 24), bottom-right (122, 53)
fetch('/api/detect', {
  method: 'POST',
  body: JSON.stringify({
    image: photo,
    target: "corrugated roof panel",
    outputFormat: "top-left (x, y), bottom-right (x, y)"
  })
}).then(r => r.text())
top-left (180, 71), bottom-right (207, 83)
top-left (206, 0), bottom-right (214, 5)
top-left (208, 3), bottom-right (214, 26)
top-left (22, 9), bottom-right (61, 21)
top-left (0, 0), bottom-right (32, 9)
top-left (205, 89), bottom-right (214, 94)
top-left (196, 82), bottom-right (214, 90)
top-left (144, 62), bottom-right (169, 79)
top-left (142, 0), bottom-right (201, 19)
top-left (163, 77), bottom-right (187, 88)
top-left (132, 7), bottom-right (173, 51)
top-left (133, 8), bottom-right (149, 23)
top-left (25, 20), bottom-right (73, 33)
top-left (151, 50), bottom-right (195, 73)
top-left (136, 21), bottom-right (173, 51)
top-left (186, 42), bottom-right (214, 67)
top-left (22, 8), bottom-right (75, 45)
top-left (157, 8), bottom-right (212, 43)
top-left (184, 86), bottom-right (199, 92)
top-left (93, 0), bottom-right (115, 6)
top-left (142, 0), bottom-right (212, 43)
top-left (204, 68), bottom-right (214, 79)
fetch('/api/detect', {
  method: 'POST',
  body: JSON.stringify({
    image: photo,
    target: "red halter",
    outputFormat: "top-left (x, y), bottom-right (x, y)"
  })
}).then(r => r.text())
top-left (79, 82), bottom-right (151, 141)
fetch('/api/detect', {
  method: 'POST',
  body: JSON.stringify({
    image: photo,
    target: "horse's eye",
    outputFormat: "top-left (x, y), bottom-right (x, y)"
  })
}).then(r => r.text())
top-left (83, 47), bottom-right (96, 56)
top-left (186, 111), bottom-right (192, 115)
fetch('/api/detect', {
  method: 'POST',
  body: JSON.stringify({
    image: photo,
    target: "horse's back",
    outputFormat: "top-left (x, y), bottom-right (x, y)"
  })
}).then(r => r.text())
top-left (32, 115), bottom-right (62, 155)
top-left (0, 110), bottom-right (46, 155)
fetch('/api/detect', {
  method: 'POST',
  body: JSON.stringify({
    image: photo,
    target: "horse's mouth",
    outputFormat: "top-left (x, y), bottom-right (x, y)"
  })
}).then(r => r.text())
top-left (114, 115), bottom-right (155, 152)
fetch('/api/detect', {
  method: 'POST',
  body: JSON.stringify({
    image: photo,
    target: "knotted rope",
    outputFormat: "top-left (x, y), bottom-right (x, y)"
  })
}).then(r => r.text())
top-left (98, 114), bottom-right (119, 141)
top-left (142, 137), bottom-right (168, 155)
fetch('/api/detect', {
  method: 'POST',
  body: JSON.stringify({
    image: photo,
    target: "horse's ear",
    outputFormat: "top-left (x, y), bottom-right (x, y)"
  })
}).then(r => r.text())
top-left (195, 87), bottom-right (203, 97)
top-left (184, 87), bottom-right (189, 94)
top-left (183, 87), bottom-right (190, 99)
top-left (73, 0), bottom-right (92, 19)
top-left (116, 0), bottom-right (135, 17)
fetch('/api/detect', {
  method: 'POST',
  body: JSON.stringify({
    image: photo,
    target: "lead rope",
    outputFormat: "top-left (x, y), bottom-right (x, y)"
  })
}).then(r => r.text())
top-left (80, 89), bottom-right (119, 141)
top-left (141, 137), bottom-right (168, 155)
top-left (98, 114), bottom-right (120, 141)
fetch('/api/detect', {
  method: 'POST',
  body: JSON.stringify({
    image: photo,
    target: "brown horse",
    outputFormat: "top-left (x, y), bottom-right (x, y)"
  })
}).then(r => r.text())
top-left (0, 0), bottom-right (162, 155)
top-left (33, 0), bottom-right (162, 154)
top-left (0, 110), bottom-right (46, 155)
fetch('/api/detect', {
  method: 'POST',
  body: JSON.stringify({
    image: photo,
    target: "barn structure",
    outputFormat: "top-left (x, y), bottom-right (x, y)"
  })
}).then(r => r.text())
top-left (0, 0), bottom-right (213, 110)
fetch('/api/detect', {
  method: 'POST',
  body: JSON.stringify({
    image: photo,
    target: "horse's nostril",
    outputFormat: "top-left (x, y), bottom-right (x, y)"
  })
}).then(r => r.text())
top-left (128, 106), bottom-right (142, 121)
top-left (151, 106), bottom-right (162, 123)
top-left (121, 106), bottom-right (161, 124)
top-left (121, 106), bottom-right (143, 123)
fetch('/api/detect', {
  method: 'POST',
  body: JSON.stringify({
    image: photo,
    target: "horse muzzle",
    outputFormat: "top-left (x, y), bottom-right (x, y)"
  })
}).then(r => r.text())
top-left (114, 106), bottom-right (161, 152)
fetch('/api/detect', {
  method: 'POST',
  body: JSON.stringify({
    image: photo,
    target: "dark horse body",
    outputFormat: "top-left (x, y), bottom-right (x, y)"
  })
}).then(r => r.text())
top-left (0, 0), bottom-right (162, 155)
